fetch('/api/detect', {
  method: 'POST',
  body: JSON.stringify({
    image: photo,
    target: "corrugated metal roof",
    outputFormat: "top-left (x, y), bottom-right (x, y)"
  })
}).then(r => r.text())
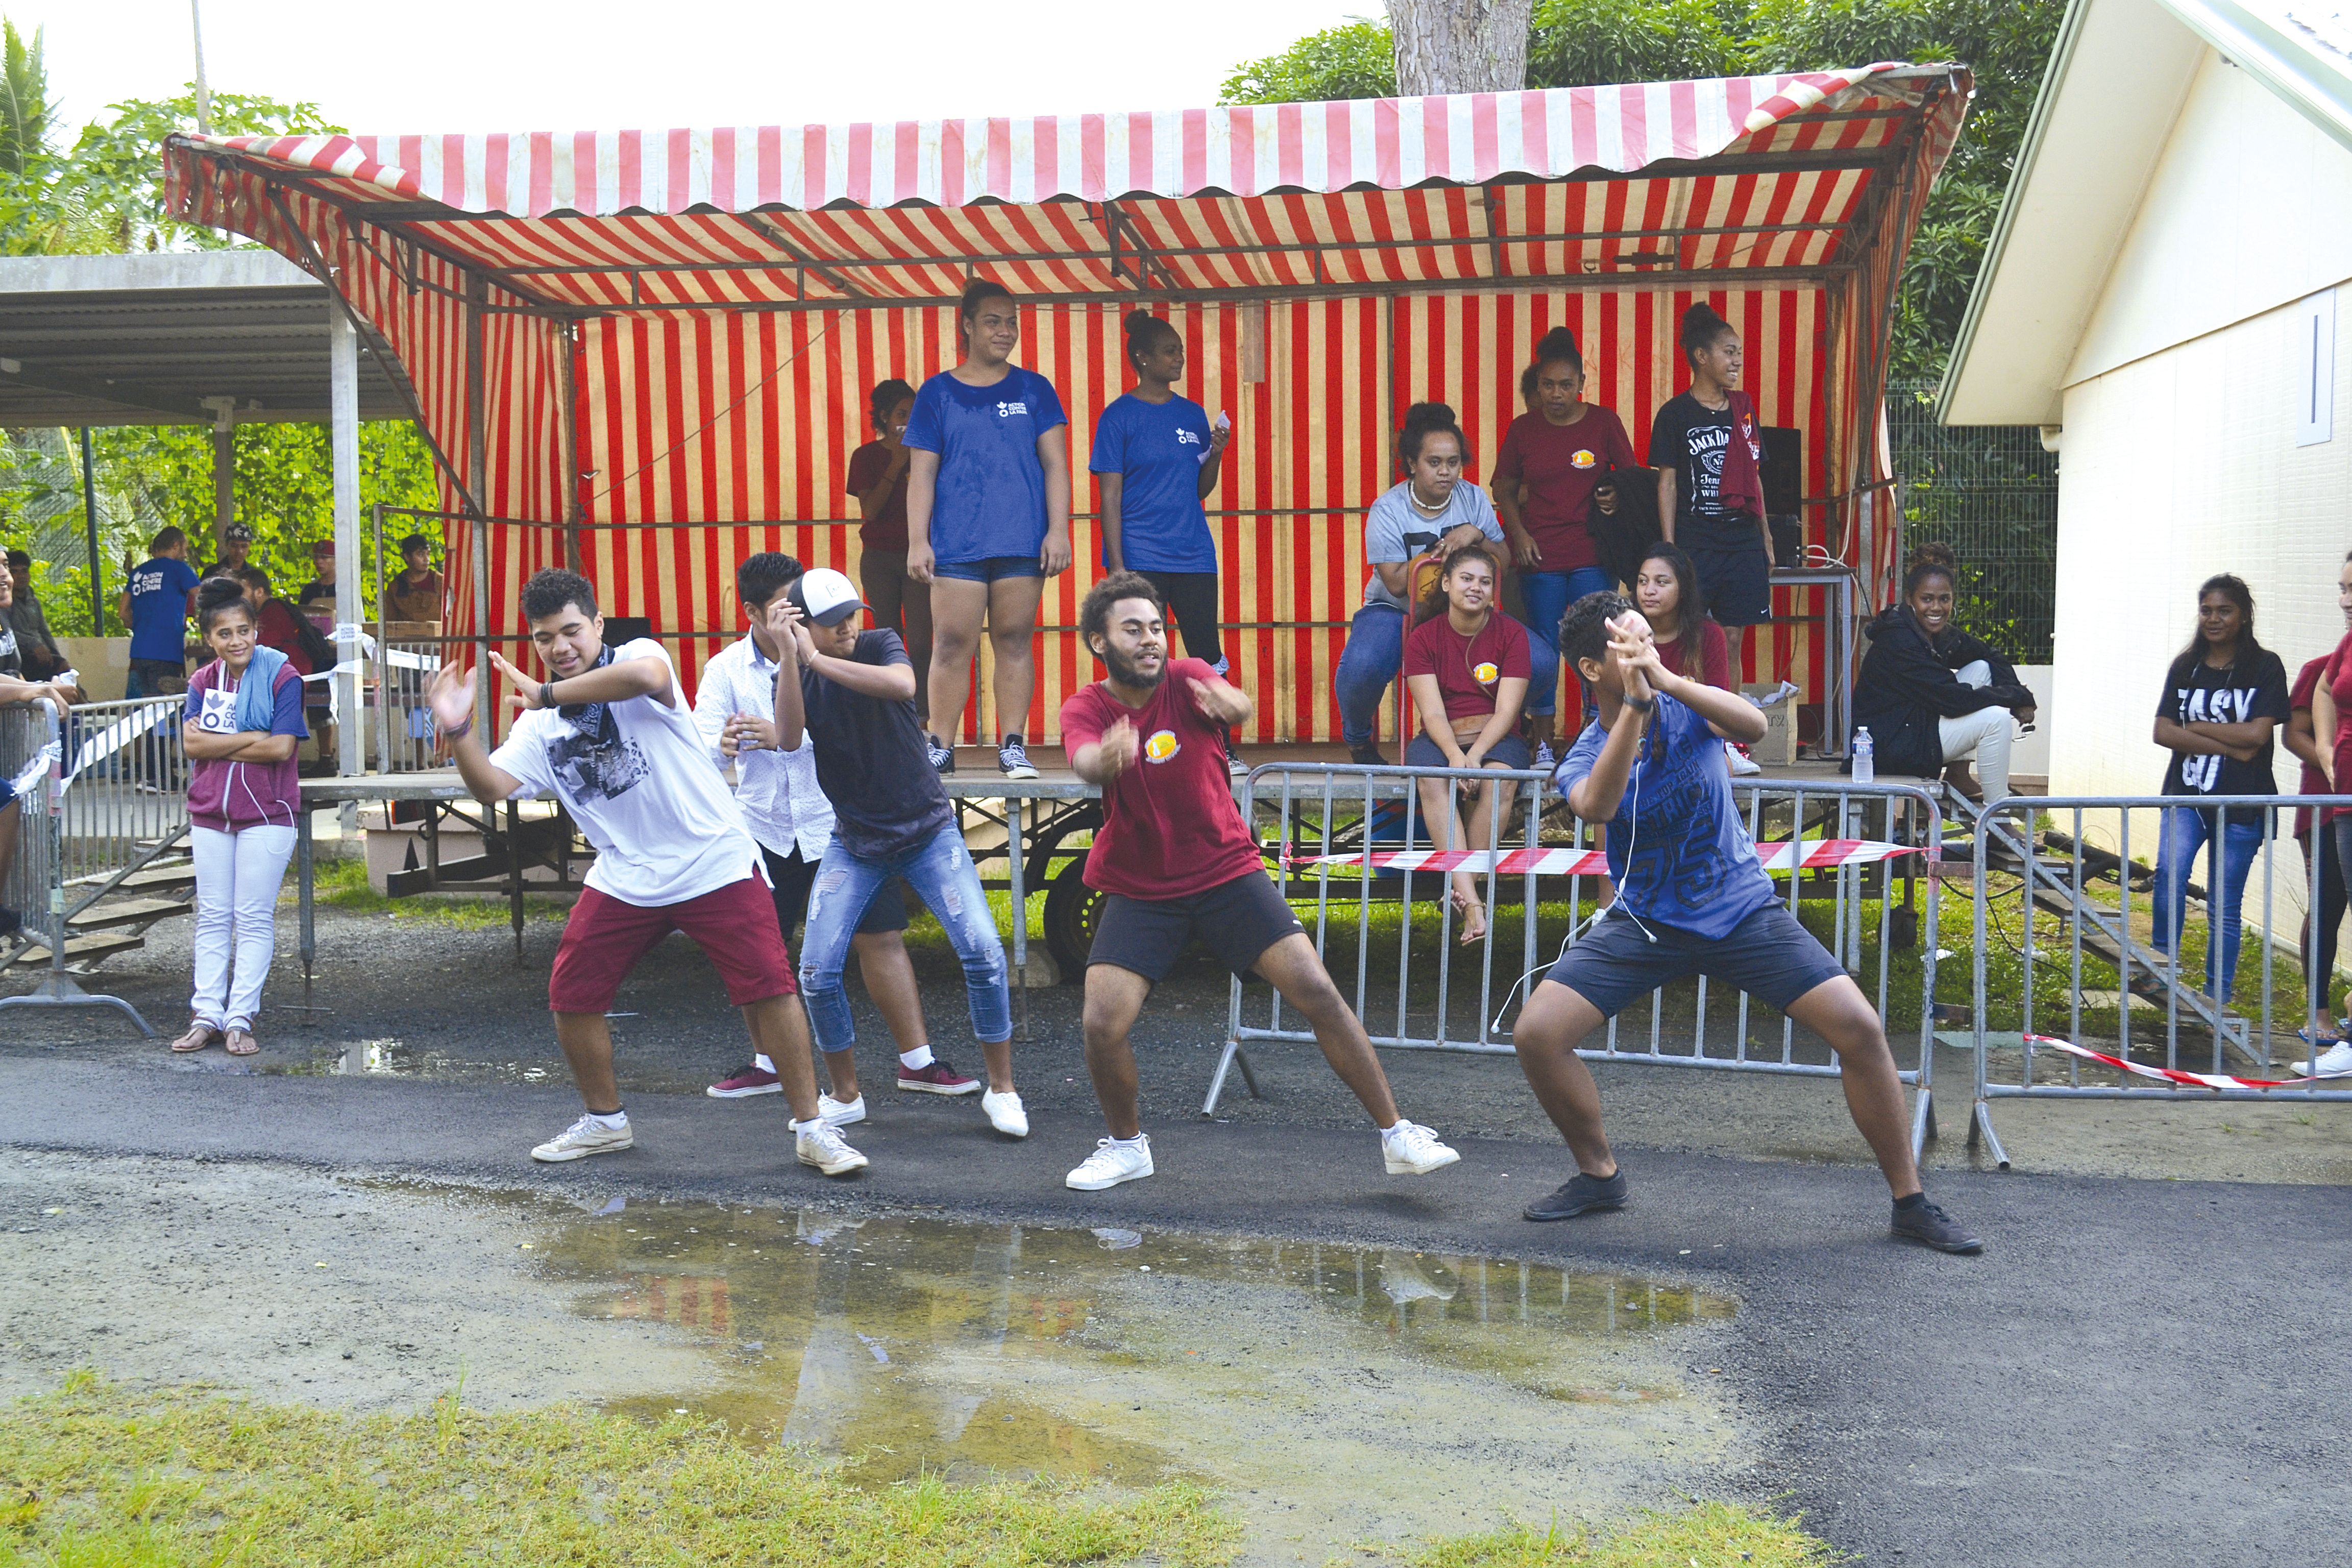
top-left (0, 251), bottom-right (417, 427)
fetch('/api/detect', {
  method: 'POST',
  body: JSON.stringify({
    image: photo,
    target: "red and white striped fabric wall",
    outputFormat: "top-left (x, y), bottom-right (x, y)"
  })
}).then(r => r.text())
top-left (565, 284), bottom-right (1842, 743)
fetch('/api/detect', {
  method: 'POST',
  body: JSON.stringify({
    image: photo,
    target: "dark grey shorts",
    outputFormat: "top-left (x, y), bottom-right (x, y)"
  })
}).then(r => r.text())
top-left (1543, 898), bottom-right (1846, 1018)
top-left (1089, 869), bottom-right (1303, 983)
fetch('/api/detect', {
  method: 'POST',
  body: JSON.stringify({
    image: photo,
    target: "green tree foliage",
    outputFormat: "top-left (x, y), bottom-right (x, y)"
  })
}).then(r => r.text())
top-left (0, 32), bottom-right (446, 630)
top-left (1219, 0), bottom-right (2068, 380)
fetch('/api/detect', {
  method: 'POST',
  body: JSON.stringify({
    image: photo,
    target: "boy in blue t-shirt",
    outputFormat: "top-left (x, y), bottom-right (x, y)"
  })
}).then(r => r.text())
top-left (118, 526), bottom-right (201, 699)
top-left (1512, 591), bottom-right (1982, 1255)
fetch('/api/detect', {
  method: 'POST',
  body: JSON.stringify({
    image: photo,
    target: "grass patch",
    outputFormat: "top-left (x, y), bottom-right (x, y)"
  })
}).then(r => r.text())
top-left (296, 855), bottom-right (569, 930)
top-left (1402, 1502), bottom-right (1839, 1566)
top-left (0, 1373), bottom-right (1238, 1566)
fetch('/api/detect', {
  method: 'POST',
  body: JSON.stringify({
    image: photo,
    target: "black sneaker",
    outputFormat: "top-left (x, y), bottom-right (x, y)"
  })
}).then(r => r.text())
top-left (925, 734), bottom-right (955, 774)
top-left (1522, 1168), bottom-right (1629, 1221)
top-left (0, 906), bottom-right (20, 938)
top-left (1348, 741), bottom-right (1386, 768)
top-left (997, 734), bottom-right (1038, 780)
top-left (1891, 1197), bottom-right (1983, 1254)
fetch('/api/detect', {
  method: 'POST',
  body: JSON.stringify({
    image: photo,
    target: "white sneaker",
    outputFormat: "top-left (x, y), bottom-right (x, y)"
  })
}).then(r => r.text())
top-left (1533, 741), bottom-right (1556, 772)
top-left (1381, 1119), bottom-right (1461, 1175)
top-left (982, 1089), bottom-right (1029, 1138)
top-left (1726, 741), bottom-right (1761, 777)
top-left (816, 1092), bottom-right (866, 1127)
top-left (796, 1121), bottom-right (870, 1177)
top-left (1066, 1135), bottom-right (1153, 1190)
top-left (531, 1114), bottom-right (634, 1163)
top-left (2296, 1041), bottom-right (2352, 1077)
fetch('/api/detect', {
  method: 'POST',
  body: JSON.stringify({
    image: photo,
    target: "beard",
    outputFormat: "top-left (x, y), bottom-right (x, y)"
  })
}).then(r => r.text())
top-left (1102, 642), bottom-right (1165, 693)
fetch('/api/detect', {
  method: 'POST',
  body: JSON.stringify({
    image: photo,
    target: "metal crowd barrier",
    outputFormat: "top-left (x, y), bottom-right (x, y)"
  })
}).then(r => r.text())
top-left (1210, 764), bottom-right (1950, 1156)
top-left (1967, 792), bottom-right (2352, 1167)
top-left (371, 635), bottom-right (444, 773)
top-left (0, 696), bottom-right (160, 1035)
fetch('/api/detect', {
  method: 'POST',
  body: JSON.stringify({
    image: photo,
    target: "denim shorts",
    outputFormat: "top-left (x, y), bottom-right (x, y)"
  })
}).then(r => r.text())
top-left (1404, 732), bottom-right (1534, 772)
top-left (933, 555), bottom-right (1041, 583)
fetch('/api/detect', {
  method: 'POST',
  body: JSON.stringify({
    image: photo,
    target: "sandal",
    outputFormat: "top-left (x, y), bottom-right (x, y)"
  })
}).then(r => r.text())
top-left (169, 1021), bottom-right (222, 1054)
top-left (224, 1028), bottom-right (260, 1057)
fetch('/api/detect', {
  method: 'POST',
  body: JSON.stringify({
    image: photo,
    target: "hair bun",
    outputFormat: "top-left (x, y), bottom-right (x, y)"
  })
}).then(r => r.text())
top-left (1907, 540), bottom-right (1958, 572)
top-left (1402, 400), bottom-right (1456, 433)
top-left (1123, 308), bottom-right (1156, 334)
top-left (1537, 325), bottom-right (1580, 358)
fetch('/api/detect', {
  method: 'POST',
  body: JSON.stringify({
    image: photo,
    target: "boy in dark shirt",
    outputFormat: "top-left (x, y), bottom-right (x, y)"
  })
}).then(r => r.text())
top-left (1058, 570), bottom-right (1460, 1190)
top-left (769, 568), bottom-right (1026, 1139)
top-left (1510, 591), bottom-right (1982, 1254)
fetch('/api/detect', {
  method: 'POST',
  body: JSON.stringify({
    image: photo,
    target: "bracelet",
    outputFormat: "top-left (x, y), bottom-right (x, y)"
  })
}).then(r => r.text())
top-left (540, 681), bottom-right (556, 709)
top-left (1623, 695), bottom-right (1656, 713)
top-left (441, 715), bottom-right (473, 741)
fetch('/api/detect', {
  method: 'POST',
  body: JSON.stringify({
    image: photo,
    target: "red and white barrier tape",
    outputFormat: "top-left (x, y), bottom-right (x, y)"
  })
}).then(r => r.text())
top-left (2027, 1034), bottom-right (2330, 1090)
top-left (1296, 839), bottom-right (1920, 877)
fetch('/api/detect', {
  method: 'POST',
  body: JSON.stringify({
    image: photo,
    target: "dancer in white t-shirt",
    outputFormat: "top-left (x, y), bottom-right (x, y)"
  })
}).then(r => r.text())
top-left (426, 569), bottom-right (868, 1176)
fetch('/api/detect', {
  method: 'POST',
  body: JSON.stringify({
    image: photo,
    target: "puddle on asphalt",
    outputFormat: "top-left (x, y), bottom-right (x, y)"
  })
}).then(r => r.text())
top-left (523, 1199), bottom-right (1742, 1558)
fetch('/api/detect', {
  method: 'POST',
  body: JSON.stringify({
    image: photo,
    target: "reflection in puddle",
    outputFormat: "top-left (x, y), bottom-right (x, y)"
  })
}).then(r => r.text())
top-left (528, 1202), bottom-right (1742, 1557)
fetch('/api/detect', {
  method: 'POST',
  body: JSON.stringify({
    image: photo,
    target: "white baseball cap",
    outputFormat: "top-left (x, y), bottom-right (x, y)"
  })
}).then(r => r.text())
top-left (787, 567), bottom-right (868, 627)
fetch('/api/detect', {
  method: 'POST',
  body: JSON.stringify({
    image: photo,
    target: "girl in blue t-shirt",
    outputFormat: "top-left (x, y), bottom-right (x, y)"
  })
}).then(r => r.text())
top-left (903, 279), bottom-right (1071, 780)
top-left (1090, 311), bottom-right (1239, 773)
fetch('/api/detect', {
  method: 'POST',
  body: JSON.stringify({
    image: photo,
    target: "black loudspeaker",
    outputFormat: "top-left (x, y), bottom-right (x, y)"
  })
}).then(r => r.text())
top-left (601, 616), bottom-right (652, 649)
top-left (1760, 426), bottom-right (1802, 516)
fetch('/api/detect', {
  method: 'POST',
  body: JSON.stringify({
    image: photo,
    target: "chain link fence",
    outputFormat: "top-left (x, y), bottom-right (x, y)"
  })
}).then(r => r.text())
top-left (1886, 381), bottom-right (2059, 664)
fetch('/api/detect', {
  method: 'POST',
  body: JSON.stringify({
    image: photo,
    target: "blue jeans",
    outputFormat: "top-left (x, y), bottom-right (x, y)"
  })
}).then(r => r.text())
top-left (2149, 806), bottom-right (2264, 1000)
top-left (1516, 566), bottom-right (1609, 719)
top-left (1333, 604), bottom-right (1407, 748)
top-left (799, 824), bottom-right (1010, 1052)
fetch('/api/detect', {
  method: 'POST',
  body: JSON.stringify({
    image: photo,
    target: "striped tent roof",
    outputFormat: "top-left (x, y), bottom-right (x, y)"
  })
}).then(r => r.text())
top-left (161, 64), bottom-right (1970, 742)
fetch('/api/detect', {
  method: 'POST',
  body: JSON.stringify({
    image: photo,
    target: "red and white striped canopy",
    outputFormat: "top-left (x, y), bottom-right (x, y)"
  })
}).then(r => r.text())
top-left (163, 64), bottom-right (1967, 741)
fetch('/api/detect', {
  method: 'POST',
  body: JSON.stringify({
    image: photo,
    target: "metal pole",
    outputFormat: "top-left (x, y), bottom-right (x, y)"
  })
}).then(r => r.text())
top-left (329, 310), bottom-right (361, 783)
top-left (212, 411), bottom-right (235, 552)
top-left (77, 429), bottom-right (103, 635)
top-left (189, 0), bottom-right (211, 134)
top-left (465, 275), bottom-right (492, 726)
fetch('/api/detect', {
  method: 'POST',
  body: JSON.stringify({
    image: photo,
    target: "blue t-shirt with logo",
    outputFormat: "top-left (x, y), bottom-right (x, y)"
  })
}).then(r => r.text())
top-left (1089, 392), bottom-right (1218, 573)
top-left (126, 556), bottom-right (200, 663)
top-left (1554, 690), bottom-right (1778, 939)
top-left (902, 366), bottom-right (1068, 566)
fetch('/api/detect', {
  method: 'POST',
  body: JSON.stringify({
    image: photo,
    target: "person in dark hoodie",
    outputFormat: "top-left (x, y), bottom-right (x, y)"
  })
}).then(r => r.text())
top-left (1851, 545), bottom-right (2034, 807)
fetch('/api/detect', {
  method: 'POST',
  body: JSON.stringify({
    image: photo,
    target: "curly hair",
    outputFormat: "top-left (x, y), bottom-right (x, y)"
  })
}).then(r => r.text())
top-left (1079, 570), bottom-right (1164, 657)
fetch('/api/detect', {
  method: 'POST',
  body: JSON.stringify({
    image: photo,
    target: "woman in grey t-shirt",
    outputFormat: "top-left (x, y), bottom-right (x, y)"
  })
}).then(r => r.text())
top-left (1333, 403), bottom-right (1510, 765)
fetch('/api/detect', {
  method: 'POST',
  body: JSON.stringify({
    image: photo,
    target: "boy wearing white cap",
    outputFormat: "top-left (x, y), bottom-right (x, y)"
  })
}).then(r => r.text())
top-left (770, 567), bottom-right (1027, 1138)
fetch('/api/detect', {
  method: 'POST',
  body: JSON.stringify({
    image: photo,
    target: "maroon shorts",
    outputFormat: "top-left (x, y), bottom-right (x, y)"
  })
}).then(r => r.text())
top-left (548, 875), bottom-right (797, 1014)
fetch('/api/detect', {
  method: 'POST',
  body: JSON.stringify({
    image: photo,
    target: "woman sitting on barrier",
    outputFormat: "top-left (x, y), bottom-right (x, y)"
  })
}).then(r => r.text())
top-left (169, 576), bottom-right (307, 1057)
top-left (1333, 402), bottom-right (1511, 766)
top-left (2152, 573), bottom-right (2289, 1004)
top-left (1402, 541), bottom-right (1531, 943)
top-left (1851, 545), bottom-right (2035, 812)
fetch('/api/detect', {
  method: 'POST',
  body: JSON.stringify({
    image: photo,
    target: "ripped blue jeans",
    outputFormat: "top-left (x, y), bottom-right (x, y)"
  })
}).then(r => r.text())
top-left (798, 825), bottom-right (1010, 1052)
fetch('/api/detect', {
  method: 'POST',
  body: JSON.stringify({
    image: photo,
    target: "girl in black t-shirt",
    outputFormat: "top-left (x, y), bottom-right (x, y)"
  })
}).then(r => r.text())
top-left (1649, 303), bottom-right (1771, 669)
top-left (2149, 573), bottom-right (2290, 1000)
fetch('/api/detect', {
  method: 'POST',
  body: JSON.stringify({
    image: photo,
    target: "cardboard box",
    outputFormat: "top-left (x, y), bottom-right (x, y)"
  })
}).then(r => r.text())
top-left (1743, 681), bottom-right (1799, 765)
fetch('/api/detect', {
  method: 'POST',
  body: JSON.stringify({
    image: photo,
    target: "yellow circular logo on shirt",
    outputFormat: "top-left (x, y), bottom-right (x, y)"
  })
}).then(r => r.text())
top-left (1144, 729), bottom-right (1181, 763)
top-left (1571, 449), bottom-right (1598, 470)
top-left (1473, 662), bottom-right (1500, 685)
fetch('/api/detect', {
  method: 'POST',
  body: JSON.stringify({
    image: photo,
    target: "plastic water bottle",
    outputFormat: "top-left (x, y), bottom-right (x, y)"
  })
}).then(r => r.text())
top-left (1852, 726), bottom-right (1875, 785)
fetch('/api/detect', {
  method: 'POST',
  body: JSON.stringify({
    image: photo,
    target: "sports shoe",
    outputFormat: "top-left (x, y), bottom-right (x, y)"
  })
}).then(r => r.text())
top-left (998, 735), bottom-right (1039, 780)
top-left (816, 1091), bottom-right (867, 1126)
top-left (1227, 750), bottom-right (1250, 778)
top-left (2295, 1040), bottom-right (2352, 1077)
top-left (796, 1121), bottom-right (870, 1176)
top-left (532, 1114), bottom-right (634, 1163)
top-left (925, 734), bottom-right (955, 774)
top-left (1522, 1167), bottom-right (1629, 1221)
top-left (707, 1063), bottom-right (781, 1098)
top-left (982, 1089), bottom-right (1030, 1138)
top-left (1349, 741), bottom-right (1386, 768)
top-left (1726, 741), bottom-right (1762, 776)
top-left (1532, 741), bottom-right (1556, 773)
top-left (1380, 1119), bottom-right (1460, 1175)
top-left (1067, 1135), bottom-right (1153, 1190)
top-left (1891, 1197), bottom-right (1983, 1254)
top-left (899, 1058), bottom-right (982, 1095)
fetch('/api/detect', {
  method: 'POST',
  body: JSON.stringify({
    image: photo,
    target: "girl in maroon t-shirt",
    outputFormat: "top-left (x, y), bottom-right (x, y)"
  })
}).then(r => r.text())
top-left (1402, 542), bottom-right (1533, 941)
top-left (1632, 542), bottom-right (1730, 689)
top-left (847, 378), bottom-right (932, 724)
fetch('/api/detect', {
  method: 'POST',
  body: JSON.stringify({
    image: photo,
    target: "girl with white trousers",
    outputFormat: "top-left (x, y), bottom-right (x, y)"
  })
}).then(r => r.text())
top-left (169, 575), bottom-right (308, 1056)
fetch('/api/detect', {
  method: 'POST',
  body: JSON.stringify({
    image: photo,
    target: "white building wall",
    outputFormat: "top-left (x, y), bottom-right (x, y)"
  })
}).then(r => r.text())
top-left (2046, 49), bottom-right (2352, 801)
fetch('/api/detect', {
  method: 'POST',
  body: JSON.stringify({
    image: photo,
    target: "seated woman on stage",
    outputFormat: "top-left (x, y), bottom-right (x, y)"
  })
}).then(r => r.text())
top-left (1403, 542), bottom-right (1530, 943)
top-left (1333, 402), bottom-right (1510, 766)
top-left (1632, 542), bottom-right (1728, 689)
top-left (1851, 544), bottom-right (2035, 807)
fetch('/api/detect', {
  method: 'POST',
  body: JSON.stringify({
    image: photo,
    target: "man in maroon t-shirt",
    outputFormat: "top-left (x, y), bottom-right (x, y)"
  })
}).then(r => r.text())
top-left (1058, 571), bottom-right (1462, 1191)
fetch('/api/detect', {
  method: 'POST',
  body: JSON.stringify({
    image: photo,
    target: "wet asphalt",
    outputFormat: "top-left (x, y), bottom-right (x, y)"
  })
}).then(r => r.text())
top-left (2, 904), bottom-right (2349, 1565)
